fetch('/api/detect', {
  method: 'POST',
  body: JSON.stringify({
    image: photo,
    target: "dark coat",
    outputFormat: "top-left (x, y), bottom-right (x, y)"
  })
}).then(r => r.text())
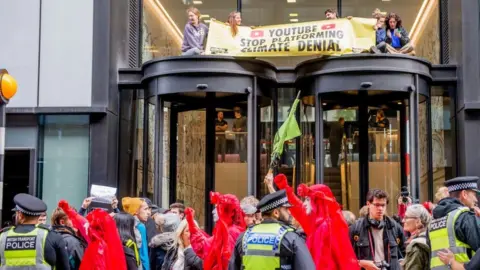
top-left (124, 245), bottom-right (139, 270)
top-left (349, 216), bottom-right (406, 270)
top-left (52, 225), bottom-right (87, 270)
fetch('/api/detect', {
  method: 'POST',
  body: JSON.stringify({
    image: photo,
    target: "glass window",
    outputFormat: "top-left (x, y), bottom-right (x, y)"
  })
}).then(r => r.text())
top-left (242, 0), bottom-right (336, 66)
top-left (147, 97), bottom-right (156, 200)
top-left (277, 89), bottom-right (297, 184)
top-left (419, 100), bottom-right (428, 203)
top-left (259, 99), bottom-right (274, 197)
top-left (215, 103), bottom-right (248, 201)
top-left (299, 97), bottom-right (315, 186)
top-left (38, 115), bottom-right (90, 215)
top-left (342, 0), bottom-right (439, 63)
top-left (161, 105), bottom-right (170, 209)
top-left (142, 0), bottom-right (237, 62)
top-left (431, 87), bottom-right (455, 202)
top-left (135, 99), bottom-right (144, 197)
top-left (176, 110), bottom-right (206, 227)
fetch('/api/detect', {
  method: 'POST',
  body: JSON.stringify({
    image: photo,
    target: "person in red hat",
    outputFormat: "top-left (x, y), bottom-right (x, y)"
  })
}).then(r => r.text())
top-left (275, 174), bottom-right (359, 270)
top-left (185, 191), bottom-right (245, 270)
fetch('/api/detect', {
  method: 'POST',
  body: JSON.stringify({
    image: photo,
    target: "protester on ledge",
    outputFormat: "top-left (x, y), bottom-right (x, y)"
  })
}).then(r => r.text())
top-left (181, 7), bottom-right (208, 56)
top-left (376, 13), bottom-right (414, 55)
top-left (227, 11), bottom-right (242, 37)
top-left (325, 8), bottom-right (339, 20)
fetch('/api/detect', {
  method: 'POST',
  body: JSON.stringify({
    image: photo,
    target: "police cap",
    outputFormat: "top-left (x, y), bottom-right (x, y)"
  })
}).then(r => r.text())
top-left (11, 193), bottom-right (47, 216)
top-left (257, 190), bottom-right (291, 213)
top-left (445, 176), bottom-right (480, 194)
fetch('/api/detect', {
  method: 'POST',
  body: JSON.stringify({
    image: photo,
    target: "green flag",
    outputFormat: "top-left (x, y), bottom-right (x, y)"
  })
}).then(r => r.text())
top-left (271, 92), bottom-right (302, 160)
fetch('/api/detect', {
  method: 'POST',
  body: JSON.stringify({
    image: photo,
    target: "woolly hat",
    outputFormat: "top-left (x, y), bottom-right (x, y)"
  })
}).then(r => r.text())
top-left (122, 197), bottom-right (143, 215)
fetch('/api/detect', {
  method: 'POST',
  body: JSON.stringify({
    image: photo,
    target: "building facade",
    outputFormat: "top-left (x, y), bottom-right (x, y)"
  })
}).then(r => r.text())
top-left (1, 0), bottom-right (478, 229)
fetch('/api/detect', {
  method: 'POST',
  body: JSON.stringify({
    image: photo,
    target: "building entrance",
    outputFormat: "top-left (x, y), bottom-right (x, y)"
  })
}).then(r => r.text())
top-left (319, 91), bottom-right (420, 215)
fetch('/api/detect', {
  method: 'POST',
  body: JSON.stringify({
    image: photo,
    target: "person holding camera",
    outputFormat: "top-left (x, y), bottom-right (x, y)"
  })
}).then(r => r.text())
top-left (350, 189), bottom-right (406, 270)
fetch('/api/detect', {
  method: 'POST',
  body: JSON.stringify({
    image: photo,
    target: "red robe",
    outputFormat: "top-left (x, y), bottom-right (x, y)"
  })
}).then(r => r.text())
top-left (275, 174), bottom-right (359, 270)
top-left (185, 192), bottom-right (245, 270)
top-left (58, 200), bottom-right (90, 244)
top-left (79, 209), bottom-right (126, 270)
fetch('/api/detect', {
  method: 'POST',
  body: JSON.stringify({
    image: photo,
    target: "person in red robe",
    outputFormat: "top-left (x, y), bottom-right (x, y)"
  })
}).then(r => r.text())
top-left (274, 174), bottom-right (359, 270)
top-left (58, 200), bottom-right (91, 244)
top-left (185, 191), bottom-right (245, 270)
top-left (79, 209), bottom-right (127, 270)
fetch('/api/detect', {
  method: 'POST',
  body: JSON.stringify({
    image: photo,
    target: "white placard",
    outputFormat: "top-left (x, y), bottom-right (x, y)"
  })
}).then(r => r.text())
top-left (90, 184), bottom-right (117, 203)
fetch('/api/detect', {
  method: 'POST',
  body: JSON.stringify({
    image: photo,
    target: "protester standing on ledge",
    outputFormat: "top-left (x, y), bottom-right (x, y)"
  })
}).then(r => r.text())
top-left (181, 7), bottom-right (208, 56)
top-left (0, 193), bottom-right (70, 269)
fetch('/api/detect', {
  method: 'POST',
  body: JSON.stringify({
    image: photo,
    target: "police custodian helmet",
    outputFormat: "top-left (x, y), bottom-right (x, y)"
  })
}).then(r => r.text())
top-left (11, 193), bottom-right (47, 216)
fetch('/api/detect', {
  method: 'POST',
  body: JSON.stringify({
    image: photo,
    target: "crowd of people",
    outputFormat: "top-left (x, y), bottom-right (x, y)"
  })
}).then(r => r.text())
top-left (180, 7), bottom-right (415, 56)
top-left (2, 173), bottom-right (480, 269)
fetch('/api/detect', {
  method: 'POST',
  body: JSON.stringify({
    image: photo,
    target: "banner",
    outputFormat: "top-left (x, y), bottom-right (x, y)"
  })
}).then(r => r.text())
top-left (205, 18), bottom-right (376, 57)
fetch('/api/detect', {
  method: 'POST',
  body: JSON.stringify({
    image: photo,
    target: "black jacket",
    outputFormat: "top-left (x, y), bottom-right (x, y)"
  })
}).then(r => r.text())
top-left (228, 219), bottom-right (315, 270)
top-left (465, 248), bottom-right (480, 270)
top-left (162, 246), bottom-right (203, 270)
top-left (349, 216), bottom-right (406, 270)
top-left (52, 226), bottom-right (87, 270)
top-left (431, 198), bottom-right (480, 254)
top-left (124, 244), bottom-right (139, 270)
top-left (145, 217), bottom-right (158, 243)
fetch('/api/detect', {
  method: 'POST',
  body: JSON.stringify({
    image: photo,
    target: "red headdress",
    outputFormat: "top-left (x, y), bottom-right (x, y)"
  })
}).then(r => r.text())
top-left (204, 191), bottom-right (245, 270)
top-left (58, 200), bottom-right (91, 244)
top-left (79, 209), bottom-right (126, 270)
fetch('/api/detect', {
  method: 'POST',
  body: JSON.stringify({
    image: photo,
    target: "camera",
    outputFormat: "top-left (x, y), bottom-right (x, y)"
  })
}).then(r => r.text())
top-left (400, 186), bottom-right (410, 204)
top-left (375, 260), bottom-right (390, 270)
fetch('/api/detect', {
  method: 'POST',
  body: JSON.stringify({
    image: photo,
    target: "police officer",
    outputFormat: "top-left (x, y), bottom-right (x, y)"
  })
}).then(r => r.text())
top-left (0, 193), bottom-right (70, 269)
top-left (429, 177), bottom-right (480, 269)
top-left (228, 190), bottom-right (315, 270)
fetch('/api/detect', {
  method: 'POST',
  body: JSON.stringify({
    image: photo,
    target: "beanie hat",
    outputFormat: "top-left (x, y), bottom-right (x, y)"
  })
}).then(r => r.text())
top-left (122, 197), bottom-right (143, 215)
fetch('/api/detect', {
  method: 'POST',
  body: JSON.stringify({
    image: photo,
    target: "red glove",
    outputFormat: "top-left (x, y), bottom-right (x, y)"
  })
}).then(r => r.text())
top-left (185, 207), bottom-right (199, 234)
top-left (274, 174), bottom-right (288, 190)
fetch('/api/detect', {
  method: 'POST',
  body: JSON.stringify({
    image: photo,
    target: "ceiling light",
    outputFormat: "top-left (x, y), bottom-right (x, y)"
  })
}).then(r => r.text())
top-left (200, 14), bottom-right (209, 18)
top-left (322, 103), bottom-right (327, 106)
top-left (290, 18), bottom-right (299, 22)
top-left (397, 102), bottom-right (402, 105)
top-left (287, 0), bottom-right (296, 3)
top-left (289, 13), bottom-right (298, 17)
top-left (193, 0), bottom-right (203, 4)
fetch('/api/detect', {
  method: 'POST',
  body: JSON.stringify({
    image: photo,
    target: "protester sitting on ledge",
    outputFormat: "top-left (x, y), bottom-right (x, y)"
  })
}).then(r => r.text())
top-left (370, 8), bottom-right (387, 53)
top-left (374, 12), bottom-right (414, 55)
top-left (181, 7), bottom-right (208, 56)
top-left (325, 8), bottom-right (338, 20)
top-left (227, 11), bottom-right (242, 37)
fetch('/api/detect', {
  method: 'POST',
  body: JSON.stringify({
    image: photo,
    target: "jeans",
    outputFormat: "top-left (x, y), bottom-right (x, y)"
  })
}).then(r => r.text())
top-left (235, 135), bottom-right (247, 162)
top-left (181, 47), bottom-right (202, 56)
top-left (215, 136), bottom-right (226, 162)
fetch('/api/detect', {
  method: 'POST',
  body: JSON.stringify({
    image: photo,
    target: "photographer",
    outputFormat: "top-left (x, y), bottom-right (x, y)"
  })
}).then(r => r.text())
top-left (397, 186), bottom-right (413, 222)
top-left (350, 189), bottom-right (406, 270)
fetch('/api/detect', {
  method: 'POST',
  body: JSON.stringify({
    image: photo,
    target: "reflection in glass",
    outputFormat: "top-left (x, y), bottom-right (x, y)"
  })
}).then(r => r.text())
top-left (299, 98), bottom-right (315, 186)
top-left (324, 107), bottom-right (359, 214)
top-left (367, 107), bottom-right (401, 216)
top-left (147, 99), bottom-right (156, 200)
top-left (431, 87), bottom-right (454, 199)
top-left (215, 105), bottom-right (248, 202)
top-left (39, 115), bottom-right (90, 214)
top-left (176, 110), bottom-right (206, 227)
top-left (259, 101), bottom-right (274, 198)
top-left (277, 89), bottom-right (297, 185)
top-left (162, 106), bottom-right (170, 208)
top-left (419, 101), bottom-right (428, 203)
top-left (136, 99), bottom-right (145, 197)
